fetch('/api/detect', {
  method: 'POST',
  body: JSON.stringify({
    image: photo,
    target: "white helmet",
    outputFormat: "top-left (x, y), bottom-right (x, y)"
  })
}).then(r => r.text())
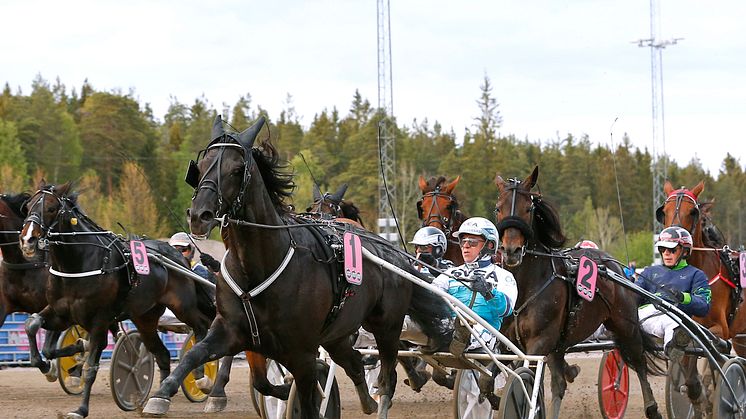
top-left (410, 227), bottom-right (447, 259)
top-left (169, 232), bottom-right (191, 247)
top-left (454, 217), bottom-right (499, 255)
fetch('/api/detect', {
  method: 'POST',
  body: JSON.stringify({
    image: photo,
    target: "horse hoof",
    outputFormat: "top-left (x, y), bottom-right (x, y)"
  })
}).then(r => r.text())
top-left (64, 412), bottom-right (84, 419)
top-left (64, 376), bottom-right (82, 388)
top-left (142, 397), bottom-right (171, 416)
top-left (564, 364), bottom-right (580, 383)
top-left (204, 396), bottom-right (227, 413)
top-left (45, 362), bottom-right (58, 382)
top-left (195, 376), bottom-right (214, 393)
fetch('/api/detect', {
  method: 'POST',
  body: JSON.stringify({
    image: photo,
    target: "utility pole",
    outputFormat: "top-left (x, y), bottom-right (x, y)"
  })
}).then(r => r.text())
top-left (377, 0), bottom-right (397, 243)
top-left (635, 0), bottom-right (682, 264)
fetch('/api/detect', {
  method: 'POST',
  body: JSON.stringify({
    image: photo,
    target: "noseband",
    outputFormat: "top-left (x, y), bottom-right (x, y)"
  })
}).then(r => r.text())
top-left (24, 189), bottom-right (70, 238)
top-left (495, 178), bottom-right (538, 241)
top-left (191, 137), bottom-right (254, 223)
top-left (656, 189), bottom-right (700, 232)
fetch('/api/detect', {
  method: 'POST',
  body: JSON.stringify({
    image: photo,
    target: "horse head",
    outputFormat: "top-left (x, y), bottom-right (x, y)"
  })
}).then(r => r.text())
top-left (417, 175), bottom-right (462, 235)
top-left (20, 181), bottom-right (76, 258)
top-left (0, 191), bottom-right (31, 230)
top-left (494, 166), bottom-right (566, 267)
top-left (655, 179), bottom-right (704, 233)
top-left (306, 183), bottom-right (349, 217)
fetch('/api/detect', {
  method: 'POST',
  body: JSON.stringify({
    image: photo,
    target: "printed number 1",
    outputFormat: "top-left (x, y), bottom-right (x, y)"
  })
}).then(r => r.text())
top-left (580, 259), bottom-right (594, 288)
top-left (348, 235), bottom-right (357, 266)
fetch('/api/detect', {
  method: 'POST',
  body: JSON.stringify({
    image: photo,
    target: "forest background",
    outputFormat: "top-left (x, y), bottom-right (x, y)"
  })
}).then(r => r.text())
top-left (1, 75), bottom-right (744, 266)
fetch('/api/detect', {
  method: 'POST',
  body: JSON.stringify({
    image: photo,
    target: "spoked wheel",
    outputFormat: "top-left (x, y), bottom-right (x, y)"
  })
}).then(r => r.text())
top-left (597, 349), bottom-right (629, 419)
top-left (255, 359), bottom-right (289, 419)
top-left (56, 325), bottom-right (88, 395)
top-left (179, 331), bottom-right (219, 402)
top-left (666, 355), bottom-right (712, 419)
top-left (712, 358), bottom-right (746, 419)
top-left (497, 366), bottom-right (545, 419)
top-left (109, 330), bottom-right (155, 411)
top-left (453, 369), bottom-right (496, 419)
top-left (285, 359), bottom-right (341, 419)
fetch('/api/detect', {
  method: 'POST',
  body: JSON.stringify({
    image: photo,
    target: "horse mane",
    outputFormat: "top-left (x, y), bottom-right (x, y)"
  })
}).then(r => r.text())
top-left (251, 141), bottom-right (296, 216)
top-left (532, 196), bottom-right (567, 248)
top-left (339, 201), bottom-right (364, 226)
top-left (700, 201), bottom-right (726, 248)
top-left (0, 191), bottom-right (31, 218)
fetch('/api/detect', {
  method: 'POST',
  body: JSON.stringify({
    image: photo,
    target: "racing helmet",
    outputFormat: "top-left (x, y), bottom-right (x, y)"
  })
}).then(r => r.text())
top-left (576, 240), bottom-right (599, 249)
top-left (169, 232), bottom-right (191, 248)
top-left (454, 217), bottom-right (499, 255)
top-left (410, 226), bottom-right (447, 259)
top-left (655, 226), bottom-right (693, 258)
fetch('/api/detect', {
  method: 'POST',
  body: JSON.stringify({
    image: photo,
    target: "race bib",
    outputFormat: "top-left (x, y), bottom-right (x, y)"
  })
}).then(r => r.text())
top-left (343, 232), bottom-right (363, 285)
top-left (576, 256), bottom-right (598, 302)
top-left (130, 240), bottom-right (150, 275)
top-left (740, 252), bottom-right (746, 288)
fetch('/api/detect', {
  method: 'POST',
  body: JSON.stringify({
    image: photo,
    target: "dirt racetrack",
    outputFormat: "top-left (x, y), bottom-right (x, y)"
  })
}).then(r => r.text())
top-left (1, 353), bottom-right (667, 418)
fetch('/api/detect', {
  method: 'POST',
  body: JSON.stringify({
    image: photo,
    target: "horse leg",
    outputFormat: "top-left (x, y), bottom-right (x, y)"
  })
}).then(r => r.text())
top-left (285, 354), bottom-right (322, 419)
top-left (131, 308), bottom-right (172, 384)
top-left (24, 309), bottom-right (58, 381)
top-left (143, 317), bottom-right (238, 416)
top-left (203, 354), bottom-right (233, 412)
top-left (324, 336), bottom-right (378, 414)
top-left (546, 352), bottom-right (569, 419)
top-left (247, 351), bottom-right (292, 399)
top-left (373, 333), bottom-right (401, 419)
top-left (682, 355), bottom-right (707, 417)
top-left (611, 326), bottom-right (663, 419)
top-left (66, 323), bottom-right (108, 418)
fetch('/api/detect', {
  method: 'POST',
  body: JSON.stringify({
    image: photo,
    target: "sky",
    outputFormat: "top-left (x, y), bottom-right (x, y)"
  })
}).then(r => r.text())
top-left (1, 0), bottom-right (744, 177)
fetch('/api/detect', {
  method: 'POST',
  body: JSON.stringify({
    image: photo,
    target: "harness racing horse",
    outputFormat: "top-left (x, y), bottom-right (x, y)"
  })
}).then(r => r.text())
top-left (18, 182), bottom-right (216, 419)
top-left (143, 115), bottom-right (451, 419)
top-left (306, 183), bottom-right (365, 227)
top-left (417, 175), bottom-right (467, 265)
top-left (656, 180), bottom-right (746, 356)
top-left (495, 166), bottom-right (664, 419)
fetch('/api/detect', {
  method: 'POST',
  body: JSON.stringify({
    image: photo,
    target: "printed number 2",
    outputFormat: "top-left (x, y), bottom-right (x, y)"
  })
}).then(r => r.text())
top-left (348, 235), bottom-right (357, 266)
top-left (580, 258), bottom-right (594, 288)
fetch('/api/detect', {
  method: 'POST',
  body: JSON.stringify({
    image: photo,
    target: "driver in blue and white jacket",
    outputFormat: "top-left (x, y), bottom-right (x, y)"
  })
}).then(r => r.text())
top-left (432, 217), bottom-right (517, 351)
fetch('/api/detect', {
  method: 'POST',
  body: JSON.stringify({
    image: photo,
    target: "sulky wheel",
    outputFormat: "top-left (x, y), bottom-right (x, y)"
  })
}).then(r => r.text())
top-left (597, 349), bottom-right (629, 419)
top-left (666, 354), bottom-right (712, 419)
top-left (497, 366), bottom-right (545, 419)
top-left (453, 369), bottom-right (496, 419)
top-left (255, 359), bottom-right (289, 419)
top-left (179, 331), bottom-right (219, 402)
top-left (109, 330), bottom-right (155, 411)
top-left (285, 359), bottom-right (341, 419)
top-left (56, 325), bottom-right (88, 395)
top-left (712, 358), bottom-right (746, 419)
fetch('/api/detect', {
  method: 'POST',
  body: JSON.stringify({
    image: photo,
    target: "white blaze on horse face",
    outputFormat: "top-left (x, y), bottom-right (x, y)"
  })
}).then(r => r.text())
top-left (22, 221), bottom-right (37, 244)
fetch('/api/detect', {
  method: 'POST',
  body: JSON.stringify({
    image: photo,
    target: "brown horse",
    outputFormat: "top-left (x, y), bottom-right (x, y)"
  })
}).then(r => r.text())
top-left (656, 180), bottom-right (746, 356)
top-left (306, 183), bottom-right (365, 228)
top-left (496, 166), bottom-right (664, 419)
top-left (416, 175), bottom-right (466, 265)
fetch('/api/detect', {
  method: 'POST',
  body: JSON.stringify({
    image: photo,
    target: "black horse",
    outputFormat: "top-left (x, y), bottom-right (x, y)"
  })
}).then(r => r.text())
top-left (19, 182), bottom-right (216, 419)
top-left (143, 115), bottom-right (451, 419)
top-left (494, 166), bottom-right (664, 419)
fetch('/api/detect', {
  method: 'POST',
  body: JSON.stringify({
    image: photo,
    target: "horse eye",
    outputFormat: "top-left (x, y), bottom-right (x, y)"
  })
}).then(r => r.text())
top-left (47, 206), bottom-right (57, 214)
top-left (231, 167), bottom-right (243, 176)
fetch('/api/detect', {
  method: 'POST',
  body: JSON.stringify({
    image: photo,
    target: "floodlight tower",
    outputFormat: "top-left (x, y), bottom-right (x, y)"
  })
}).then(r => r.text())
top-left (377, 0), bottom-right (397, 242)
top-left (635, 0), bottom-right (681, 262)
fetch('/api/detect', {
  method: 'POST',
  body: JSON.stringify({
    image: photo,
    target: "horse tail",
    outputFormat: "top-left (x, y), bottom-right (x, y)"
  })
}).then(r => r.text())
top-left (406, 272), bottom-right (453, 352)
top-left (620, 328), bottom-right (666, 377)
top-left (195, 280), bottom-right (217, 320)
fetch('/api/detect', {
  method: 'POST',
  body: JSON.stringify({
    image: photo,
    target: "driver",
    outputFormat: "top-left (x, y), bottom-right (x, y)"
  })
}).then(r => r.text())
top-left (636, 226), bottom-right (711, 358)
top-left (432, 217), bottom-right (517, 353)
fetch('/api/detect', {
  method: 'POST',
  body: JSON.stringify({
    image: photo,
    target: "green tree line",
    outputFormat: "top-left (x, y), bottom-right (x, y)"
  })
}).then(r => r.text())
top-left (1, 75), bottom-right (744, 266)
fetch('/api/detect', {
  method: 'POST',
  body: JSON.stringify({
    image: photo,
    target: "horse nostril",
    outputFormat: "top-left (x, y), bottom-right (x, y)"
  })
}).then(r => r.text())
top-left (199, 210), bottom-right (214, 222)
top-left (186, 208), bottom-right (191, 217)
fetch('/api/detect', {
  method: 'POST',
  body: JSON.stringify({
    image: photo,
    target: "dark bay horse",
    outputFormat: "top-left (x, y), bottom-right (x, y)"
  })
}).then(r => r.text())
top-left (417, 175), bottom-right (466, 265)
top-left (18, 183), bottom-right (216, 419)
top-left (143, 115), bottom-right (451, 419)
top-left (306, 183), bottom-right (365, 227)
top-left (495, 166), bottom-right (664, 419)
top-left (656, 180), bottom-right (746, 356)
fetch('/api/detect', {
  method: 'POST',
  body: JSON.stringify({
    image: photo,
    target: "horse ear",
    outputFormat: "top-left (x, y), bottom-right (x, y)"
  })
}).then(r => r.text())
top-left (444, 176), bottom-right (461, 194)
top-left (524, 166), bottom-right (539, 189)
top-left (58, 181), bottom-right (74, 196)
top-left (663, 180), bottom-right (674, 196)
top-left (238, 116), bottom-right (266, 150)
top-left (211, 114), bottom-right (225, 142)
top-left (331, 183), bottom-right (348, 201)
top-left (494, 174), bottom-right (505, 191)
top-left (312, 184), bottom-right (322, 201)
top-left (37, 178), bottom-right (47, 190)
top-left (691, 181), bottom-right (705, 198)
top-left (418, 175), bottom-right (428, 192)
